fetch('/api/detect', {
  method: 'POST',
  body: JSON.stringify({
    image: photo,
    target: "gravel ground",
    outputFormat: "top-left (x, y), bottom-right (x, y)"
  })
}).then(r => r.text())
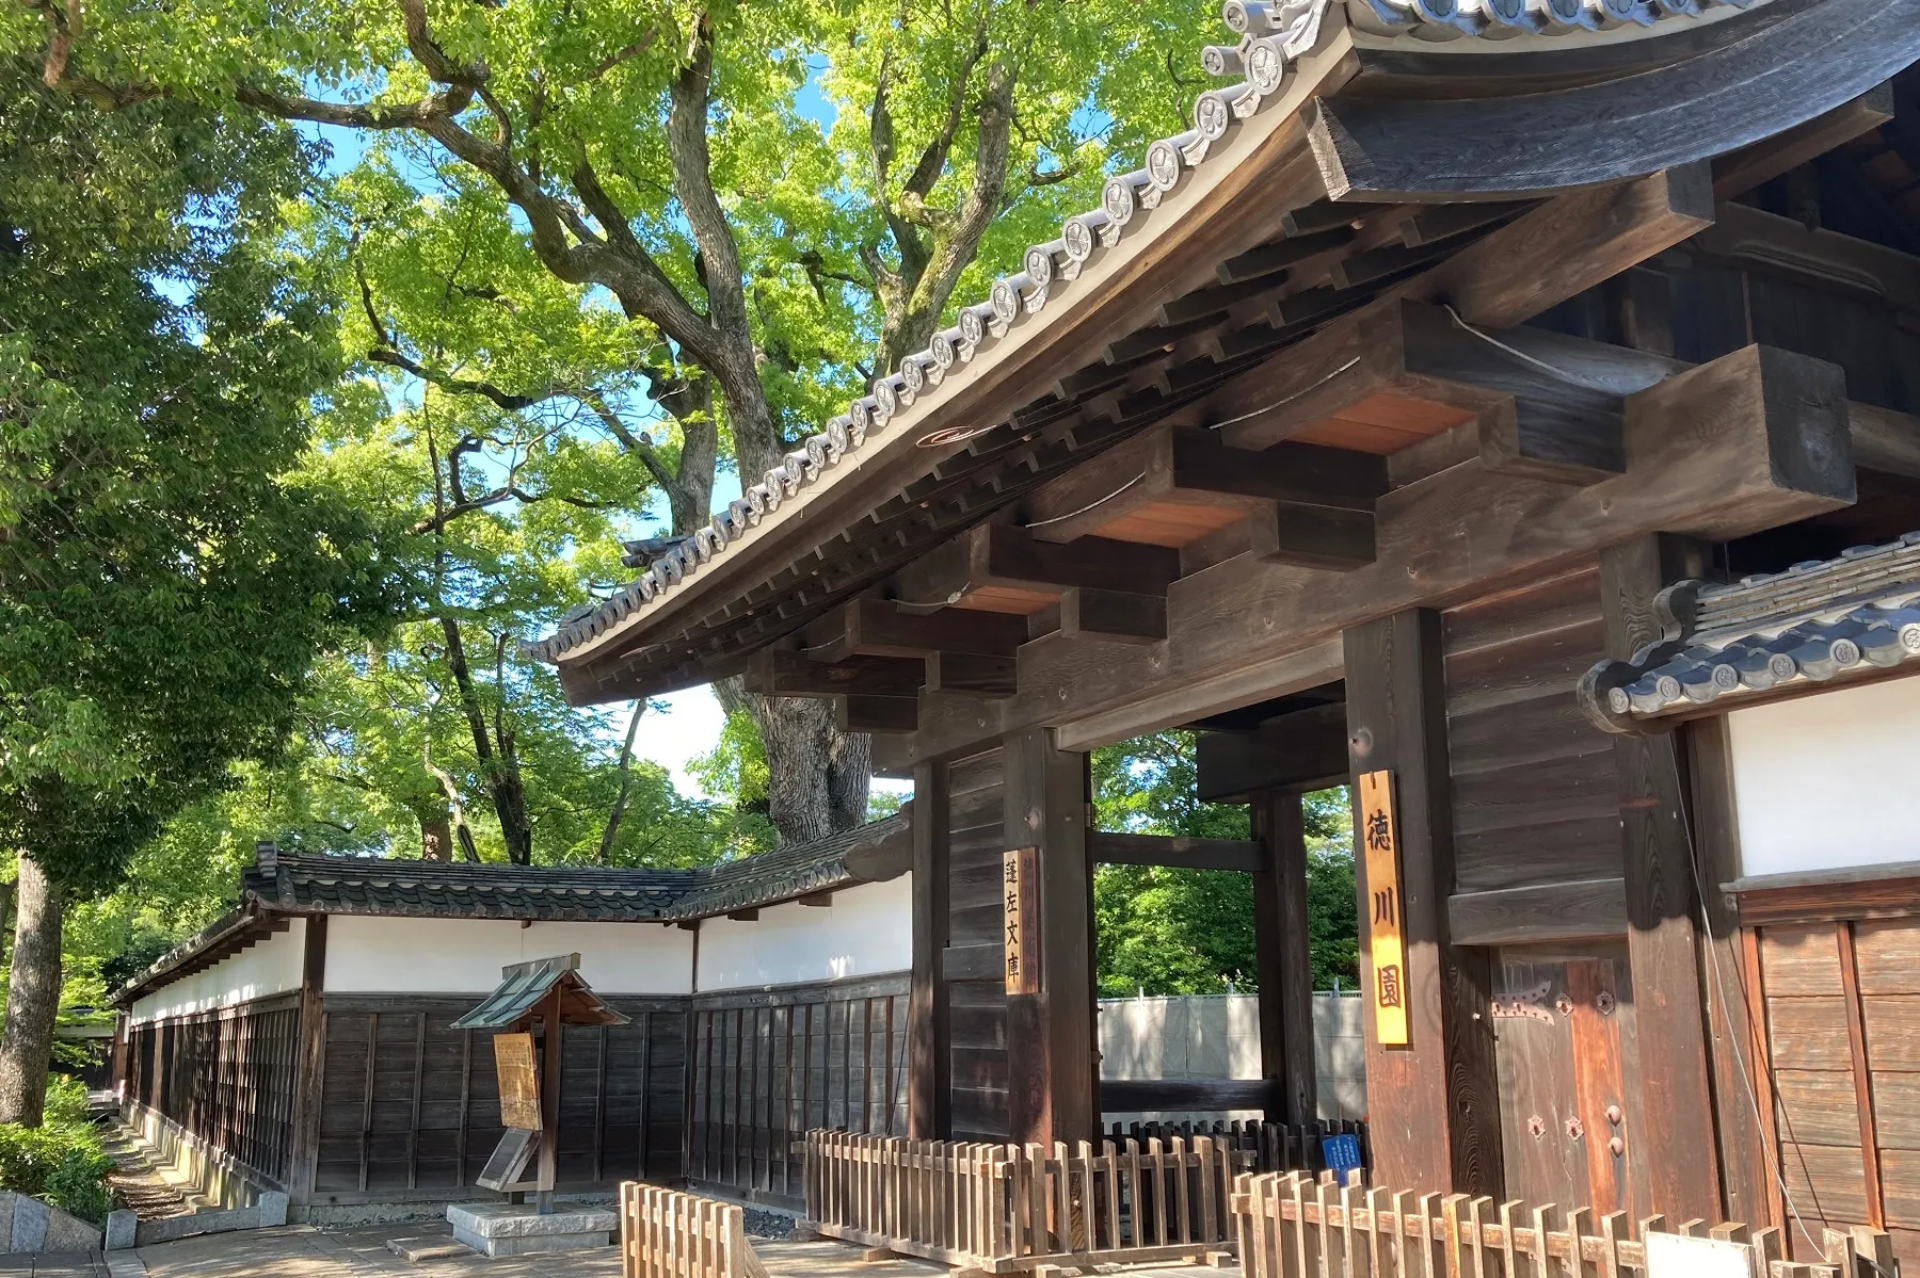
top-left (743, 1208), bottom-right (797, 1240)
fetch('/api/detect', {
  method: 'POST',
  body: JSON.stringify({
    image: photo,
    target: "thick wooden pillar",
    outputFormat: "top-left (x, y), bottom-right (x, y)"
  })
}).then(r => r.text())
top-left (1600, 535), bottom-right (1722, 1223)
top-left (1003, 728), bottom-right (1097, 1147)
top-left (1344, 610), bottom-right (1502, 1195)
top-left (1251, 790), bottom-right (1317, 1125)
top-left (908, 759), bottom-right (952, 1139)
top-left (286, 915), bottom-right (327, 1204)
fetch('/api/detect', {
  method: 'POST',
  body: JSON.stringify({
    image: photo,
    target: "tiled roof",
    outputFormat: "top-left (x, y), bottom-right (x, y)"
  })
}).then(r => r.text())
top-left (243, 811), bottom-right (909, 922)
top-left (527, 0), bottom-right (1774, 671)
top-left (449, 955), bottom-right (629, 1030)
top-left (1579, 532), bottom-right (1920, 730)
top-left (111, 812), bottom-right (910, 1005)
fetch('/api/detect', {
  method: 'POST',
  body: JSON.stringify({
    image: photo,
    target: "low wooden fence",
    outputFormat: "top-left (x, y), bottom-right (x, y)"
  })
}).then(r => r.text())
top-left (801, 1129), bottom-right (1240, 1272)
top-left (620, 1182), bottom-right (768, 1278)
top-left (1233, 1170), bottom-right (1897, 1278)
top-left (1110, 1119), bottom-right (1369, 1177)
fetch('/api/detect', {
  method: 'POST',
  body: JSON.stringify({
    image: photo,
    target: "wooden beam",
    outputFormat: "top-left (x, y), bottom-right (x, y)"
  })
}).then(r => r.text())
top-left (1345, 610), bottom-right (1501, 1196)
top-left (1711, 84), bottom-right (1896, 200)
top-left (1059, 588), bottom-right (1166, 646)
top-left (1003, 729), bottom-right (1095, 1147)
top-left (797, 891), bottom-right (834, 907)
top-left (1409, 165), bottom-right (1715, 331)
top-left (838, 694), bottom-right (918, 734)
top-left (896, 342), bottom-right (1857, 769)
top-left (1446, 878), bottom-right (1629, 948)
top-left (1247, 502), bottom-right (1374, 572)
top-left (1215, 299), bottom-right (1672, 462)
top-left (727, 909), bottom-right (760, 922)
top-left (805, 599), bottom-right (1027, 663)
top-left (1023, 425), bottom-right (1386, 545)
top-left (1098, 1079), bottom-right (1280, 1113)
top-left (924, 652), bottom-right (1017, 698)
top-left (1686, 715), bottom-right (1771, 1227)
top-left (1252, 792), bottom-right (1316, 1126)
top-left (895, 523), bottom-right (1181, 607)
top-left (1196, 704), bottom-right (1349, 802)
top-left (1089, 832), bottom-right (1263, 874)
top-left (1601, 535), bottom-right (1722, 1225)
top-left (287, 915), bottom-right (328, 1206)
top-left (744, 649), bottom-right (924, 698)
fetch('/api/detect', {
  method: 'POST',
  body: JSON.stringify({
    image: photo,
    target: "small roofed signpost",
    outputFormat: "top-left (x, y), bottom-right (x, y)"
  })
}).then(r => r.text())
top-left (451, 954), bottom-right (629, 1215)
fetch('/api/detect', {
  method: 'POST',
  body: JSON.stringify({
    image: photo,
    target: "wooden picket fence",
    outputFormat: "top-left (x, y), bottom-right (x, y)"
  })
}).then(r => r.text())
top-left (1111, 1119), bottom-right (1370, 1177)
top-left (801, 1129), bottom-right (1240, 1272)
top-left (620, 1182), bottom-right (769, 1278)
top-left (1233, 1170), bottom-right (1899, 1278)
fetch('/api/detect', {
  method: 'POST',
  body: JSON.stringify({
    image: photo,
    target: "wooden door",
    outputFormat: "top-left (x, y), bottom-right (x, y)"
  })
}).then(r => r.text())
top-left (1491, 941), bottom-right (1640, 1214)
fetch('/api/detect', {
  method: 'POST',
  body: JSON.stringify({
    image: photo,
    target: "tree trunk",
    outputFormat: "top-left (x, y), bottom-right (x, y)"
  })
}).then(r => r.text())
top-left (440, 616), bottom-right (534, 865)
top-left (715, 679), bottom-right (872, 845)
top-left (420, 813), bottom-right (454, 861)
top-left (0, 857), bottom-right (64, 1126)
top-left (597, 703), bottom-right (645, 864)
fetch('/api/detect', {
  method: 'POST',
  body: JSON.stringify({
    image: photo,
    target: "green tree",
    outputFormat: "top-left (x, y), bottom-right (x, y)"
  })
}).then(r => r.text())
top-left (11, 0), bottom-right (1210, 845)
top-left (0, 69), bottom-right (398, 1123)
top-left (1090, 732), bottom-right (1359, 997)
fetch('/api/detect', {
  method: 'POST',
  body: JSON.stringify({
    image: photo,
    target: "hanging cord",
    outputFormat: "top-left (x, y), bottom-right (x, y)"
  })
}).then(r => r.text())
top-left (1664, 731), bottom-right (1831, 1259)
top-left (1027, 474), bottom-right (1146, 528)
top-left (1208, 357), bottom-right (1362, 432)
top-left (1443, 304), bottom-right (1630, 394)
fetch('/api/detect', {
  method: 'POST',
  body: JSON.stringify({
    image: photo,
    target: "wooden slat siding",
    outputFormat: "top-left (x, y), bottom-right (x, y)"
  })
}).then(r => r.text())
top-left (684, 973), bottom-right (910, 1205)
top-left (312, 994), bottom-right (684, 1198)
top-left (947, 748), bottom-right (1011, 1142)
top-left (1837, 924), bottom-right (1887, 1230)
top-left (1229, 1169), bottom-right (1893, 1278)
top-left (1442, 566), bottom-right (1620, 897)
top-left (1347, 609), bottom-right (1502, 1196)
top-left (1601, 534), bottom-right (1721, 1226)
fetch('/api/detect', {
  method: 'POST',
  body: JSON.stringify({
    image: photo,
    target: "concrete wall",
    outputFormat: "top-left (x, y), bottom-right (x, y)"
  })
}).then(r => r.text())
top-left (1729, 674), bottom-right (1920, 878)
top-left (323, 916), bottom-right (696, 995)
top-left (130, 919), bottom-right (308, 1026)
top-left (1098, 992), bottom-right (1367, 1123)
top-left (695, 876), bottom-right (912, 991)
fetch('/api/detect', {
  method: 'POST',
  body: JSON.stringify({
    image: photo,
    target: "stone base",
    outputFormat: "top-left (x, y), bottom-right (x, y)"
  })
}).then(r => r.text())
top-left (446, 1202), bottom-right (616, 1258)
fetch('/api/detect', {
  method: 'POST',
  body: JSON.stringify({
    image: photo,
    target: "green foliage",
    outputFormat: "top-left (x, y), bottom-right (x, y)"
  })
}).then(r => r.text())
top-left (1090, 732), bottom-right (1360, 996)
top-left (0, 1078), bottom-right (114, 1222)
top-left (0, 68), bottom-right (402, 896)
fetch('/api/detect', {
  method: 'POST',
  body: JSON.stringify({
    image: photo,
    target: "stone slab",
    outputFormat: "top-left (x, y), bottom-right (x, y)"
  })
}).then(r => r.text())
top-left (42, 1205), bottom-right (104, 1253)
top-left (451, 1223), bottom-right (611, 1257)
top-left (446, 1202), bottom-right (617, 1239)
top-left (386, 1235), bottom-right (473, 1262)
top-left (9, 1193), bottom-right (47, 1252)
top-left (105, 1209), bottom-right (138, 1251)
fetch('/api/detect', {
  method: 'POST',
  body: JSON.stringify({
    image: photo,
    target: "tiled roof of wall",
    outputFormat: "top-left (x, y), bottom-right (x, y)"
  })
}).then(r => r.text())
top-left (1580, 532), bottom-right (1920, 729)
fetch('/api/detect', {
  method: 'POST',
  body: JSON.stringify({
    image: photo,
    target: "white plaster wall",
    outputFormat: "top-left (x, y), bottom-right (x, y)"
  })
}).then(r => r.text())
top-left (1729, 674), bottom-right (1920, 878)
top-left (130, 918), bottom-right (307, 1025)
top-left (323, 916), bottom-right (695, 994)
top-left (695, 875), bottom-right (912, 990)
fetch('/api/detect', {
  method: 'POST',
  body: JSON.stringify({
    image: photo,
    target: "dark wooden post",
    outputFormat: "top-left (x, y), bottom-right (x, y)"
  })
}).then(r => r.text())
top-left (538, 987), bottom-right (563, 1213)
top-left (1003, 728), bottom-right (1097, 1147)
top-left (1344, 610), bottom-right (1502, 1195)
top-left (1251, 790), bottom-right (1317, 1125)
top-left (1600, 535), bottom-right (1723, 1223)
top-left (286, 914), bottom-right (328, 1205)
top-left (908, 759), bottom-right (952, 1138)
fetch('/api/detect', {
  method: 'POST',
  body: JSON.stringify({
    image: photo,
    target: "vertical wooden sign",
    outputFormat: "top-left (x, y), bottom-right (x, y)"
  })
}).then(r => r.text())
top-left (1003, 846), bottom-right (1039, 995)
top-left (493, 1032), bottom-right (543, 1130)
top-left (1358, 770), bottom-right (1409, 1047)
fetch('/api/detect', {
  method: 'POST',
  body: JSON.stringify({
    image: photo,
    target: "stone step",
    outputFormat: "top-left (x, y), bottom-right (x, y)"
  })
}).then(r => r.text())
top-left (446, 1202), bottom-right (617, 1259)
top-left (385, 1236), bottom-right (474, 1263)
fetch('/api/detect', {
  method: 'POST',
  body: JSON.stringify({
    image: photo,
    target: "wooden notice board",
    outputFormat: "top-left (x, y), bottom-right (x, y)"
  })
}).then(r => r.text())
top-left (1358, 770), bottom-right (1409, 1047)
top-left (1003, 845), bottom-right (1039, 995)
top-left (493, 1032), bottom-right (542, 1130)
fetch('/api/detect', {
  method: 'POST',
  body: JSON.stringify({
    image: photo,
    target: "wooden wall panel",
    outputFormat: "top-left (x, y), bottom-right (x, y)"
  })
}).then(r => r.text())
top-left (124, 998), bottom-right (300, 1189)
top-left (312, 994), bottom-right (684, 1200)
top-left (686, 974), bottom-right (908, 1207)
top-left (1442, 568), bottom-right (1620, 896)
top-left (947, 747), bottom-right (1012, 1142)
